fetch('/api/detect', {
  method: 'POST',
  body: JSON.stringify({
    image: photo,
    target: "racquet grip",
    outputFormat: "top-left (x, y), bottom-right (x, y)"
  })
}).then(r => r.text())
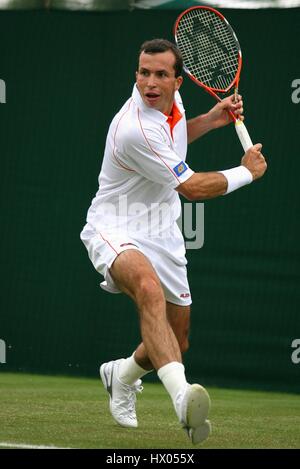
top-left (235, 120), bottom-right (253, 152)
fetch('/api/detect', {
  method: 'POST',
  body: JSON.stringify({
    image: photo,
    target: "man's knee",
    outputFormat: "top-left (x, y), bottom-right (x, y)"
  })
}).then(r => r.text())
top-left (136, 276), bottom-right (165, 305)
top-left (110, 250), bottom-right (164, 303)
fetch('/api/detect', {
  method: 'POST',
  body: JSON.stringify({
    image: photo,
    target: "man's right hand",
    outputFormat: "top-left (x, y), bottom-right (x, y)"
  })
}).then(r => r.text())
top-left (241, 144), bottom-right (267, 180)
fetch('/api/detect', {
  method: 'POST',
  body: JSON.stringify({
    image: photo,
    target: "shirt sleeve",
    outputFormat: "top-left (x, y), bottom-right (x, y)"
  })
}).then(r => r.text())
top-left (122, 126), bottom-right (194, 189)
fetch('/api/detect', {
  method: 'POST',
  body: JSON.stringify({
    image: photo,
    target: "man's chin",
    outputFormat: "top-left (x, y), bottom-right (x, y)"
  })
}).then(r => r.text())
top-left (144, 96), bottom-right (161, 108)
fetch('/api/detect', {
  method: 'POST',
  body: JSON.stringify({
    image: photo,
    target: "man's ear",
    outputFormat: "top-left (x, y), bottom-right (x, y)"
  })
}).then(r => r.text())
top-left (175, 75), bottom-right (183, 91)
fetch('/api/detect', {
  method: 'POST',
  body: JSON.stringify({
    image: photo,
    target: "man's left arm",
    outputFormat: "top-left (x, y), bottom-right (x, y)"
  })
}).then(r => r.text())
top-left (187, 94), bottom-right (244, 144)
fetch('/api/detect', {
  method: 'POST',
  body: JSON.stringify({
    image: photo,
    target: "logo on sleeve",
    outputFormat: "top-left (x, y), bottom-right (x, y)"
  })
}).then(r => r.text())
top-left (173, 161), bottom-right (188, 177)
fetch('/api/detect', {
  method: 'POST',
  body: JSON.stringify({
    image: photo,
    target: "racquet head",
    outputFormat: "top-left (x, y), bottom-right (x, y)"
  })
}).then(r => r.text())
top-left (174, 6), bottom-right (242, 101)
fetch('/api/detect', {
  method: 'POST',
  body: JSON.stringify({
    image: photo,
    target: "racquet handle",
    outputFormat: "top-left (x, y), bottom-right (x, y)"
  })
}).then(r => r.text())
top-left (235, 119), bottom-right (253, 152)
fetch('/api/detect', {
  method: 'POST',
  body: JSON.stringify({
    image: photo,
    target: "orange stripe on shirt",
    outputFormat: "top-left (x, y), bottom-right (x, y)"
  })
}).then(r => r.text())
top-left (164, 101), bottom-right (182, 140)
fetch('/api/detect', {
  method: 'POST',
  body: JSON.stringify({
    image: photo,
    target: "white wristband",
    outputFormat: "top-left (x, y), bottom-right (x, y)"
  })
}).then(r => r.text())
top-left (218, 165), bottom-right (253, 195)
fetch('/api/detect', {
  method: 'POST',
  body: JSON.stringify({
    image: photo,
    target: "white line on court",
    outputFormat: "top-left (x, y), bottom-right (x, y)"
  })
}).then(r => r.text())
top-left (0, 441), bottom-right (72, 449)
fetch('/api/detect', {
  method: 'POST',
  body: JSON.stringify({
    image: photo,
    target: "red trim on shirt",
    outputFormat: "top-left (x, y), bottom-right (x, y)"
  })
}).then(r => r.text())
top-left (99, 232), bottom-right (120, 255)
top-left (164, 102), bottom-right (182, 140)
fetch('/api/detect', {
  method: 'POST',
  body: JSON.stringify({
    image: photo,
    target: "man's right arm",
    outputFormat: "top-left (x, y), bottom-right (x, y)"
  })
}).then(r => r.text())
top-left (176, 144), bottom-right (267, 201)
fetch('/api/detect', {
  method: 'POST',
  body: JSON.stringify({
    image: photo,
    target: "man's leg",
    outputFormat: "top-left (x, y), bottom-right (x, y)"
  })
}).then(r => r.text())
top-left (133, 302), bottom-right (190, 370)
top-left (100, 250), bottom-right (184, 428)
top-left (110, 250), bottom-right (182, 369)
top-left (101, 249), bottom-right (211, 443)
top-left (118, 302), bottom-right (190, 385)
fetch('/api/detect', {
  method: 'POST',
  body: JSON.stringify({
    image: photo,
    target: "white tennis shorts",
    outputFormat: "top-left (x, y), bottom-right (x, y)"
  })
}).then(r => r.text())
top-left (80, 222), bottom-right (192, 306)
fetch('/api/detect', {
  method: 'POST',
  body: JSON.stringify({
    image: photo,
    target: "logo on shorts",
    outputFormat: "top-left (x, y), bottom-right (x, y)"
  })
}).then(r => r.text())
top-left (173, 161), bottom-right (188, 177)
top-left (180, 293), bottom-right (190, 298)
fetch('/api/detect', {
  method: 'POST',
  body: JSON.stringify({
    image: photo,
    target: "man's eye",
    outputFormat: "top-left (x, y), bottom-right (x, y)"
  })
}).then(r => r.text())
top-left (140, 70), bottom-right (148, 76)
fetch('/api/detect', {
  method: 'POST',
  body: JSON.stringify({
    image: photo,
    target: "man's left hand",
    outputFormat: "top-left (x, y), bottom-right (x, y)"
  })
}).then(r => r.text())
top-left (206, 94), bottom-right (244, 129)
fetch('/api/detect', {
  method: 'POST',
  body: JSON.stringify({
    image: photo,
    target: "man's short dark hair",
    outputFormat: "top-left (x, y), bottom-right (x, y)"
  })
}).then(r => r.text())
top-left (138, 39), bottom-right (183, 78)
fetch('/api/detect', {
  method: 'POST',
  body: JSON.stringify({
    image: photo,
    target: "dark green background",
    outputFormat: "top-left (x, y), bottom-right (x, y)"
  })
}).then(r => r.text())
top-left (0, 8), bottom-right (299, 391)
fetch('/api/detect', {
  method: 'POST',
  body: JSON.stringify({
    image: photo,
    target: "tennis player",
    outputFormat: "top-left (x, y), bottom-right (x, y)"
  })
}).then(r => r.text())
top-left (80, 39), bottom-right (267, 444)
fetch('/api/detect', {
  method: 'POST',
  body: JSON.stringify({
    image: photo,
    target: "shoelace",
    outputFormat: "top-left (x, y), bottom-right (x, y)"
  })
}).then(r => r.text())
top-left (115, 381), bottom-right (143, 418)
top-left (127, 383), bottom-right (143, 414)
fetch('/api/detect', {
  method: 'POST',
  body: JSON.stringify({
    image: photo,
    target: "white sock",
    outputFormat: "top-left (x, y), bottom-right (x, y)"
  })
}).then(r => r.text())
top-left (118, 354), bottom-right (153, 386)
top-left (157, 361), bottom-right (187, 404)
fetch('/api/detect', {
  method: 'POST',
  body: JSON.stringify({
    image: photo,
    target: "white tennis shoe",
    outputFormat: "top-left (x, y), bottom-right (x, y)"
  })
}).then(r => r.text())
top-left (175, 383), bottom-right (211, 444)
top-left (100, 359), bottom-right (143, 428)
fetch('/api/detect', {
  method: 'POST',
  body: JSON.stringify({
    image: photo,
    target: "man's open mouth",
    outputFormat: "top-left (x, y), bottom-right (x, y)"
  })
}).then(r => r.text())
top-left (145, 92), bottom-right (160, 101)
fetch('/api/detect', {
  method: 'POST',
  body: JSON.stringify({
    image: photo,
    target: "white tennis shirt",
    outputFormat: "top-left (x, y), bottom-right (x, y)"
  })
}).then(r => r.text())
top-left (85, 84), bottom-right (194, 239)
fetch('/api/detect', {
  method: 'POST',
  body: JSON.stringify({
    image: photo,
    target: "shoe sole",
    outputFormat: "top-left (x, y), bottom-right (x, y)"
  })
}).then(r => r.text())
top-left (186, 384), bottom-right (210, 428)
top-left (189, 420), bottom-right (211, 445)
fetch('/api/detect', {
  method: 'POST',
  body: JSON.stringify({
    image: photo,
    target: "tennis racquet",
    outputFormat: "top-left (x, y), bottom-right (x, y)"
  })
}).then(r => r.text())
top-left (174, 6), bottom-right (253, 152)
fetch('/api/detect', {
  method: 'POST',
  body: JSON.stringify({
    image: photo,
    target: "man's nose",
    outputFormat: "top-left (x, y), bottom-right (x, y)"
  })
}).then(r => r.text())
top-left (147, 74), bottom-right (156, 87)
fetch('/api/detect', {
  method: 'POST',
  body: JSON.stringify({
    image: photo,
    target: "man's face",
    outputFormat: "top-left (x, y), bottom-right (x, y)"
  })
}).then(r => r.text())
top-left (136, 50), bottom-right (183, 115)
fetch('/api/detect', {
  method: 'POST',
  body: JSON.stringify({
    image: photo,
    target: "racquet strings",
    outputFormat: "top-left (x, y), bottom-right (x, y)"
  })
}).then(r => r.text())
top-left (175, 8), bottom-right (240, 92)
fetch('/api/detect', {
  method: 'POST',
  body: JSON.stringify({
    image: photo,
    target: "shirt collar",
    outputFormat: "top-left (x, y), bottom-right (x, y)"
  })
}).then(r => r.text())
top-left (164, 102), bottom-right (183, 138)
top-left (131, 84), bottom-right (184, 126)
